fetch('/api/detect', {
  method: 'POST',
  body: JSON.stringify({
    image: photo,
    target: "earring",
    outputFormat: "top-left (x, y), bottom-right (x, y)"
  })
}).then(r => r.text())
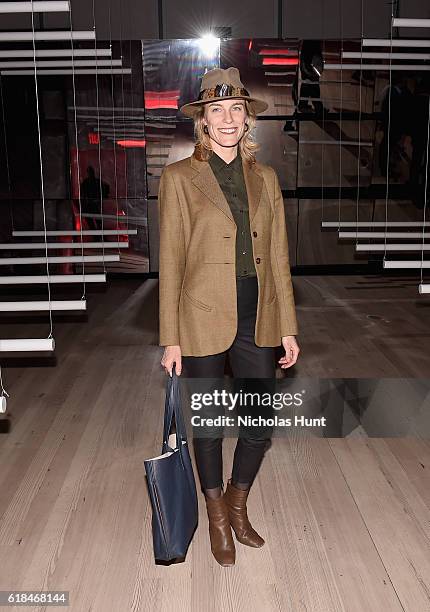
top-left (203, 125), bottom-right (209, 134)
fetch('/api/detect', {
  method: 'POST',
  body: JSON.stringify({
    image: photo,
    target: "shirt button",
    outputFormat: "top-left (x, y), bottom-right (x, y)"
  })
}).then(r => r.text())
top-left (256, 257), bottom-right (261, 264)
top-left (242, 251), bottom-right (246, 255)
top-left (241, 231), bottom-right (245, 235)
top-left (253, 231), bottom-right (258, 237)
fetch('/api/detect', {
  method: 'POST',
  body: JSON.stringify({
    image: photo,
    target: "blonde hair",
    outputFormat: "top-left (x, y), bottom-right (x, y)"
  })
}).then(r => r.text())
top-left (192, 99), bottom-right (259, 163)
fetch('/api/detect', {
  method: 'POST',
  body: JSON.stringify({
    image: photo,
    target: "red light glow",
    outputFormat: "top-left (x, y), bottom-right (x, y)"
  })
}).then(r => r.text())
top-left (88, 132), bottom-right (100, 145)
top-left (116, 139), bottom-right (146, 147)
top-left (262, 58), bottom-right (299, 66)
top-left (144, 99), bottom-right (178, 109)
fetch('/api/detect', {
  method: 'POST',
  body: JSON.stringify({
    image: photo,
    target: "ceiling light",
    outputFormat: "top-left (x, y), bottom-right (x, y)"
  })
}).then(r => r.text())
top-left (198, 34), bottom-right (220, 58)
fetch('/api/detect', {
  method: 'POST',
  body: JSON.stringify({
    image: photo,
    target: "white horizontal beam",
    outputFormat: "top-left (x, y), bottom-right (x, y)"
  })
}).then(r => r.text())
top-left (0, 1), bottom-right (69, 13)
top-left (0, 300), bottom-right (86, 312)
top-left (363, 39), bottom-right (430, 47)
top-left (419, 284), bottom-right (430, 293)
top-left (393, 18), bottom-right (430, 28)
top-left (0, 59), bottom-right (122, 68)
top-left (0, 274), bottom-right (106, 284)
top-left (322, 221), bottom-right (430, 227)
top-left (0, 338), bottom-right (55, 351)
top-left (384, 260), bottom-right (430, 268)
top-left (0, 242), bottom-right (128, 249)
top-left (0, 31), bottom-right (95, 42)
top-left (1, 68), bottom-right (131, 75)
top-left (325, 63), bottom-right (430, 70)
top-left (0, 255), bottom-right (120, 264)
top-left (0, 49), bottom-right (111, 58)
top-left (356, 244), bottom-right (430, 251)
top-left (13, 229), bottom-right (137, 236)
top-left (0, 396), bottom-right (6, 413)
top-left (339, 231), bottom-right (430, 238)
top-left (342, 51), bottom-right (430, 60)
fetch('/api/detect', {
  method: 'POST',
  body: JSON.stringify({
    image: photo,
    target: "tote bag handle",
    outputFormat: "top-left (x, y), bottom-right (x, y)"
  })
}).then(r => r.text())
top-left (162, 364), bottom-right (188, 460)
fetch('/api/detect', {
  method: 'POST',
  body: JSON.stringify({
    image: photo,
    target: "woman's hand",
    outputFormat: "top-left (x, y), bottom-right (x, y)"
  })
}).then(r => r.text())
top-left (161, 345), bottom-right (182, 377)
top-left (278, 336), bottom-right (300, 369)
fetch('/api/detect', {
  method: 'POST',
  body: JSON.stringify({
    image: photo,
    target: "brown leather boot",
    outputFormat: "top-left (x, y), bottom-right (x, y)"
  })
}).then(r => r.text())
top-left (224, 479), bottom-right (265, 548)
top-left (204, 492), bottom-right (236, 567)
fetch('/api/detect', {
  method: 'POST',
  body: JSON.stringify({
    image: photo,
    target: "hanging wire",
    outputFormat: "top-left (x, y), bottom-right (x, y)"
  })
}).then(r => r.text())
top-left (420, 96), bottom-right (430, 285)
top-left (0, 77), bottom-right (14, 235)
top-left (108, 0), bottom-right (121, 258)
top-left (67, 0), bottom-right (86, 301)
top-left (128, 33), bottom-right (139, 209)
top-left (142, 42), bottom-right (150, 211)
top-left (30, 0), bottom-right (53, 339)
top-left (355, 0), bottom-right (364, 243)
top-left (129, 36), bottom-right (138, 203)
top-left (118, 0), bottom-right (130, 238)
top-left (320, 1), bottom-right (325, 225)
top-left (383, 2), bottom-right (395, 259)
top-left (91, 0), bottom-right (106, 274)
top-left (0, 75), bottom-right (12, 406)
top-left (337, 0), bottom-right (344, 227)
top-left (0, 365), bottom-right (9, 401)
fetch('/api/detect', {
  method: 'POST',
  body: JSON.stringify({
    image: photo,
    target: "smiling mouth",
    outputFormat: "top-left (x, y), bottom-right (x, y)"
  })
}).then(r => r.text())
top-left (218, 127), bottom-right (238, 134)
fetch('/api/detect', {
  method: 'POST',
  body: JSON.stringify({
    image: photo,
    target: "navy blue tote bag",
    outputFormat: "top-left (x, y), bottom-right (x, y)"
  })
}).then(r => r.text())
top-left (144, 365), bottom-right (198, 561)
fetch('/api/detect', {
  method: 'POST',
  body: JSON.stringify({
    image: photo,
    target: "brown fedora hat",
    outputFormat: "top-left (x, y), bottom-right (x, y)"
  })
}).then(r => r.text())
top-left (179, 66), bottom-right (268, 118)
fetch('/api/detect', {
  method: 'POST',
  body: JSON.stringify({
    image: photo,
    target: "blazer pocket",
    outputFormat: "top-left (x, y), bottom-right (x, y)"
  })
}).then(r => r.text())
top-left (183, 289), bottom-right (213, 312)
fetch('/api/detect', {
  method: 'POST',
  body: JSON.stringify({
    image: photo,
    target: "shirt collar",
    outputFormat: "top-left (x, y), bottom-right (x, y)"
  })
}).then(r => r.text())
top-left (209, 150), bottom-right (242, 175)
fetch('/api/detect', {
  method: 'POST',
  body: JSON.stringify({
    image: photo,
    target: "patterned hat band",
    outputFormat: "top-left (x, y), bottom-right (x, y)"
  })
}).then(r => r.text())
top-left (197, 84), bottom-right (251, 102)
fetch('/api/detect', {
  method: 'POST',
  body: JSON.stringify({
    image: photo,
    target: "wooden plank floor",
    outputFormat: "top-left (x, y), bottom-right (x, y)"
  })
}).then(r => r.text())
top-left (0, 276), bottom-right (429, 611)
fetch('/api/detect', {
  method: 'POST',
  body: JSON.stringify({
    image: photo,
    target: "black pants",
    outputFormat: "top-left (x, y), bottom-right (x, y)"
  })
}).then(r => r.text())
top-left (182, 276), bottom-right (276, 491)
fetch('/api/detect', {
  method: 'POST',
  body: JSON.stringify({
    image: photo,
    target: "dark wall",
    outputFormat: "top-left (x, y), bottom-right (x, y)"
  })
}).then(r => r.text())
top-left (1, 0), bottom-right (429, 40)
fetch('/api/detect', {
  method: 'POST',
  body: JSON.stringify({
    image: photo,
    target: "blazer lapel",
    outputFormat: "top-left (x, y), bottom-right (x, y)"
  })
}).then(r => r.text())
top-left (189, 154), bottom-right (264, 225)
top-left (242, 157), bottom-right (263, 224)
top-left (190, 156), bottom-right (235, 225)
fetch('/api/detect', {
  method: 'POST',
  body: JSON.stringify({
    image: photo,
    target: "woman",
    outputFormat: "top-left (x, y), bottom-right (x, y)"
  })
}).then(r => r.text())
top-left (158, 67), bottom-right (300, 567)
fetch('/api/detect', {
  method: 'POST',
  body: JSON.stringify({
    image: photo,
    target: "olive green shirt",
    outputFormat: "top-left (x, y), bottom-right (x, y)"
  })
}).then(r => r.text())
top-left (208, 151), bottom-right (257, 278)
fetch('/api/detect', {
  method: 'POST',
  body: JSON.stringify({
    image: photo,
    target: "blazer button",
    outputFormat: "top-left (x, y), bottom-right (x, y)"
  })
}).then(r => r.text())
top-left (256, 257), bottom-right (261, 264)
top-left (253, 231), bottom-right (258, 237)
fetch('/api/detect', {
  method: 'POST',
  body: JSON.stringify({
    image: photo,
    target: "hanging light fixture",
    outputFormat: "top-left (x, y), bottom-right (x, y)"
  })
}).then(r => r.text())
top-left (13, 229), bottom-right (137, 236)
top-left (0, 59), bottom-right (123, 68)
top-left (0, 300), bottom-right (87, 312)
top-left (0, 274), bottom-right (107, 284)
top-left (0, 31), bottom-right (95, 41)
top-left (1, 68), bottom-right (131, 75)
top-left (0, 49), bottom-right (111, 58)
top-left (0, 1), bottom-right (69, 13)
top-left (392, 18), bottom-right (430, 28)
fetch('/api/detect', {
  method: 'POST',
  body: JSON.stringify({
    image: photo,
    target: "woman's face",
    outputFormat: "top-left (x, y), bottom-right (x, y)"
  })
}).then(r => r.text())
top-left (203, 98), bottom-right (247, 148)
